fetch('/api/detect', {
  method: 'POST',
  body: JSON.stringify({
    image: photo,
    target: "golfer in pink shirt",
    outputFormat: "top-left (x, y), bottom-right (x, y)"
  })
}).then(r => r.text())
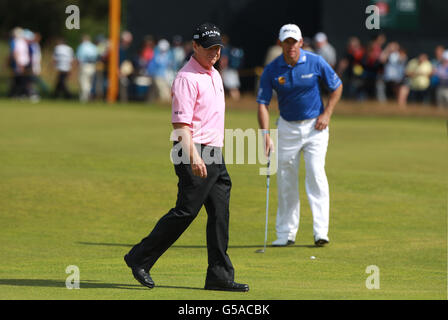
top-left (124, 23), bottom-right (249, 293)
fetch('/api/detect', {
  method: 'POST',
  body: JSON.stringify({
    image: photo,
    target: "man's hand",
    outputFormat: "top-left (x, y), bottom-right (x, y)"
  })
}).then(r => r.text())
top-left (315, 84), bottom-right (343, 131)
top-left (315, 112), bottom-right (331, 131)
top-left (172, 123), bottom-right (207, 179)
top-left (264, 133), bottom-right (274, 157)
top-left (191, 154), bottom-right (207, 179)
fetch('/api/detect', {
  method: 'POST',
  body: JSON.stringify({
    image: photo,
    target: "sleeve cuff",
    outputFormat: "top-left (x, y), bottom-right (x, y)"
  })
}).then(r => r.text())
top-left (256, 99), bottom-right (270, 105)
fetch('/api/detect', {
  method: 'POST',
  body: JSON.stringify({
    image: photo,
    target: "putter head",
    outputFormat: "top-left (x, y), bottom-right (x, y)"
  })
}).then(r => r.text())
top-left (255, 249), bottom-right (265, 253)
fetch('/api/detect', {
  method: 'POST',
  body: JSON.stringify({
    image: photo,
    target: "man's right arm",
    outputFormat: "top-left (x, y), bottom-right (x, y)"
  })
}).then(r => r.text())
top-left (171, 76), bottom-right (206, 178)
top-left (258, 103), bottom-right (273, 157)
top-left (257, 66), bottom-right (274, 157)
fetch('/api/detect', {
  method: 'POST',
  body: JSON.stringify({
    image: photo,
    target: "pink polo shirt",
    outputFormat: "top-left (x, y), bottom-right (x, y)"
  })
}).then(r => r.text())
top-left (171, 56), bottom-right (225, 147)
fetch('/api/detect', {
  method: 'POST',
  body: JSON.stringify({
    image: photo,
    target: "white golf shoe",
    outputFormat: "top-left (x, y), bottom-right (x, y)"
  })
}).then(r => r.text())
top-left (272, 239), bottom-right (295, 247)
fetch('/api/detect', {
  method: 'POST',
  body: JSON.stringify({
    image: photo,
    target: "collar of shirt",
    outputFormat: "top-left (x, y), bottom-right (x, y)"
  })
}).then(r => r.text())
top-left (189, 55), bottom-right (215, 75)
top-left (278, 50), bottom-right (308, 68)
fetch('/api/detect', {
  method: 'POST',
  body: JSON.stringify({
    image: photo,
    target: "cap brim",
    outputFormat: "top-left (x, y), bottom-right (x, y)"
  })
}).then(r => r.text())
top-left (198, 38), bottom-right (223, 49)
top-left (279, 33), bottom-right (302, 42)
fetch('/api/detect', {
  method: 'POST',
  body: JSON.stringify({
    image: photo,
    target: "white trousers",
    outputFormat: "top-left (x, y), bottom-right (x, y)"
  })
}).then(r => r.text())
top-left (78, 63), bottom-right (96, 103)
top-left (276, 116), bottom-right (330, 242)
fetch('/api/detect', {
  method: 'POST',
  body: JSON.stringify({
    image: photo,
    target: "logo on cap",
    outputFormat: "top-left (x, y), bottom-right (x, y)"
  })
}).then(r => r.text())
top-left (202, 30), bottom-right (220, 37)
top-left (279, 24), bottom-right (302, 42)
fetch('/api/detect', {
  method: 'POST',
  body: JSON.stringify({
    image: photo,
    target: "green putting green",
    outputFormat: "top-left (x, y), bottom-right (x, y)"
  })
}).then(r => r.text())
top-left (0, 99), bottom-right (446, 299)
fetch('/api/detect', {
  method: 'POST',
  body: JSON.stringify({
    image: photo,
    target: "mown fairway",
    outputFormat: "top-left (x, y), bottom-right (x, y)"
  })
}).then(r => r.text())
top-left (0, 99), bottom-right (446, 299)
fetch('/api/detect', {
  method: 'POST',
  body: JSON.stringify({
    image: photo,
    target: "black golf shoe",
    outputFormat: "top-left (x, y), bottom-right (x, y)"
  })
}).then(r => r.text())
top-left (204, 280), bottom-right (249, 292)
top-left (124, 254), bottom-right (155, 289)
top-left (131, 268), bottom-right (155, 289)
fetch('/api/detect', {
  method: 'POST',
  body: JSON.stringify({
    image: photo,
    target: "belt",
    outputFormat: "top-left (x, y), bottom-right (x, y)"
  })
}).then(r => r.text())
top-left (286, 117), bottom-right (316, 124)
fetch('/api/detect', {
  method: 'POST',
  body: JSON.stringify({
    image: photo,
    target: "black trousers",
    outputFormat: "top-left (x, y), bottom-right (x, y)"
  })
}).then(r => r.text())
top-left (126, 144), bottom-right (235, 283)
top-left (53, 72), bottom-right (72, 99)
top-left (9, 74), bottom-right (28, 97)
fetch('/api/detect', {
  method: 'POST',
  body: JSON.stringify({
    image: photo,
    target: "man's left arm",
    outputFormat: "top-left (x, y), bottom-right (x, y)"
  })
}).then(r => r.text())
top-left (315, 56), bottom-right (343, 131)
top-left (315, 83), bottom-right (342, 131)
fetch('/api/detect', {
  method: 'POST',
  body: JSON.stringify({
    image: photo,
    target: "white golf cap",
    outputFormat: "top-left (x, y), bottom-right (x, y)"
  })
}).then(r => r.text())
top-left (23, 29), bottom-right (35, 41)
top-left (314, 32), bottom-right (327, 43)
top-left (158, 39), bottom-right (170, 52)
top-left (443, 50), bottom-right (448, 61)
top-left (279, 24), bottom-right (302, 42)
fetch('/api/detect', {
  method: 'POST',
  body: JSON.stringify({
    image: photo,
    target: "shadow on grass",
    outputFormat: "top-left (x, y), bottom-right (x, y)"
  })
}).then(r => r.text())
top-left (0, 279), bottom-right (204, 291)
top-left (156, 285), bottom-right (204, 291)
top-left (77, 242), bottom-right (317, 249)
top-left (0, 279), bottom-right (144, 290)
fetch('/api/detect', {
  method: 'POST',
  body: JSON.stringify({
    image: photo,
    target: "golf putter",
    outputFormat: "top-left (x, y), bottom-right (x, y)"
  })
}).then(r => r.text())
top-left (256, 151), bottom-right (271, 254)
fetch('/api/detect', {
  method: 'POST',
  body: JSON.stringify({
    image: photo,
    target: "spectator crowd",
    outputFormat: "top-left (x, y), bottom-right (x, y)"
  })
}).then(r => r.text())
top-left (335, 34), bottom-right (448, 108)
top-left (6, 27), bottom-right (448, 109)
